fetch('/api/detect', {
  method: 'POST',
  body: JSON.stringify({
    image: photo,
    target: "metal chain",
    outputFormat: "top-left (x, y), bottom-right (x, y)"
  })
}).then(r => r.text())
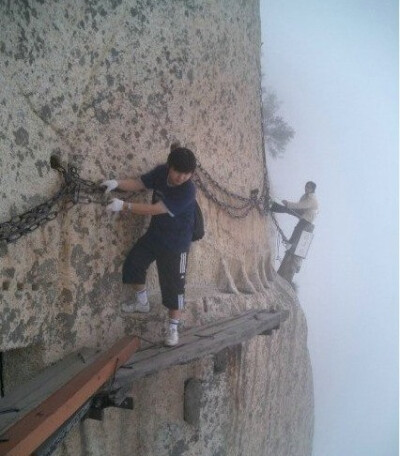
top-left (270, 213), bottom-right (289, 243)
top-left (194, 161), bottom-right (270, 219)
top-left (193, 173), bottom-right (254, 219)
top-left (191, 70), bottom-right (272, 218)
top-left (196, 161), bottom-right (254, 203)
top-left (1, 72), bottom-right (273, 239)
top-left (0, 151), bottom-right (272, 243)
top-left (0, 157), bottom-right (107, 244)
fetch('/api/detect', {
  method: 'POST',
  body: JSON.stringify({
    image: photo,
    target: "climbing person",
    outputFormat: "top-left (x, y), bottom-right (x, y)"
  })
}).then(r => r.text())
top-left (270, 181), bottom-right (318, 248)
top-left (101, 145), bottom-right (197, 347)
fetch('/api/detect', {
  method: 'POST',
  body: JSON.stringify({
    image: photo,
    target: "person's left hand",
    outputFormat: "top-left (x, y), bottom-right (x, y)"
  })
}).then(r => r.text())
top-left (100, 179), bottom-right (118, 193)
top-left (282, 200), bottom-right (288, 206)
top-left (106, 198), bottom-right (124, 212)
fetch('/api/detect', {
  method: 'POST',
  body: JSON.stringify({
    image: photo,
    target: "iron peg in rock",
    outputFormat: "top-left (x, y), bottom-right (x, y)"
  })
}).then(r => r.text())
top-left (250, 188), bottom-right (259, 200)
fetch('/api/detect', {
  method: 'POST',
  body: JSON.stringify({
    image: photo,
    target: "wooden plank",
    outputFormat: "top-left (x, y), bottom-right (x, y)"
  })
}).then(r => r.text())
top-left (0, 336), bottom-right (140, 456)
top-left (121, 310), bottom-right (263, 366)
top-left (111, 311), bottom-right (284, 394)
top-left (0, 348), bottom-right (100, 435)
top-left (115, 313), bottom-right (280, 383)
top-left (255, 309), bottom-right (289, 322)
top-left (128, 310), bottom-right (286, 366)
top-left (183, 310), bottom-right (260, 336)
top-left (185, 310), bottom-right (262, 337)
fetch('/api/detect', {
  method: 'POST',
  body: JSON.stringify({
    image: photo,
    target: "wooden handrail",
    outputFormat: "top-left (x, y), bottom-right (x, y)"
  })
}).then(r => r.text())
top-left (0, 336), bottom-right (140, 456)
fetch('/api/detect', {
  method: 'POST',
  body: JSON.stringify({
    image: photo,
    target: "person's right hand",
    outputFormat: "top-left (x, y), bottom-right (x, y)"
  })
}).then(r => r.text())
top-left (106, 198), bottom-right (124, 212)
top-left (100, 179), bottom-right (118, 193)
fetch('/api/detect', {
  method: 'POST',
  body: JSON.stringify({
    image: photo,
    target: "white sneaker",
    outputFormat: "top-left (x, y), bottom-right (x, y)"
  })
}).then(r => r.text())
top-left (121, 300), bottom-right (150, 313)
top-left (164, 325), bottom-right (179, 347)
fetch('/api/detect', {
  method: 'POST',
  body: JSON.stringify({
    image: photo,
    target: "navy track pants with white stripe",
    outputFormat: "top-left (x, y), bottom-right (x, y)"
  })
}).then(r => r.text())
top-left (122, 234), bottom-right (189, 311)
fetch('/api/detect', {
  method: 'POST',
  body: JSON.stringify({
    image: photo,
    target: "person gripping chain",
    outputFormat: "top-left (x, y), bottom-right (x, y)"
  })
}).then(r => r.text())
top-left (101, 145), bottom-right (197, 347)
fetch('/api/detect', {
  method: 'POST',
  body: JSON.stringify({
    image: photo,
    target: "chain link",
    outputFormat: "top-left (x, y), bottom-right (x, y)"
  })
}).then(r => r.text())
top-left (194, 161), bottom-right (270, 219)
top-left (190, 73), bottom-right (271, 218)
top-left (270, 213), bottom-right (289, 243)
top-left (0, 157), bottom-right (107, 244)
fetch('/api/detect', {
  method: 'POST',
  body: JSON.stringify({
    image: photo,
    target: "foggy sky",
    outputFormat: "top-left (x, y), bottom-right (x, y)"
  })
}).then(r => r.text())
top-left (260, 1), bottom-right (399, 455)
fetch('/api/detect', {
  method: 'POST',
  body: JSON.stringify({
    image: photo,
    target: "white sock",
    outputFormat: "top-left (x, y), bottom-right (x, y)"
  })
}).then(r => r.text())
top-left (136, 289), bottom-right (148, 305)
top-left (169, 318), bottom-right (179, 330)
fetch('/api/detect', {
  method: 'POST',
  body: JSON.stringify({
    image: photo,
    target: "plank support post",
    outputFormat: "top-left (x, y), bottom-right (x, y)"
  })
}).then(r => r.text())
top-left (260, 325), bottom-right (279, 336)
top-left (184, 378), bottom-right (203, 426)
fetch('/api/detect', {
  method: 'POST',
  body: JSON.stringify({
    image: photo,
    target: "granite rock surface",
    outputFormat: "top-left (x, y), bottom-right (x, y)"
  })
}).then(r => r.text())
top-left (0, 1), bottom-right (313, 455)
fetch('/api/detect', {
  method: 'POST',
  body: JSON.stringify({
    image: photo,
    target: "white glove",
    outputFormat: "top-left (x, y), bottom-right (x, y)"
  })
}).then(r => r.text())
top-left (106, 198), bottom-right (124, 212)
top-left (100, 179), bottom-right (118, 193)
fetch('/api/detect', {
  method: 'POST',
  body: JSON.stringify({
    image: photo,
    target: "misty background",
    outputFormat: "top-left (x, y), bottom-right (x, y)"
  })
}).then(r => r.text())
top-left (260, 1), bottom-right (399, 455)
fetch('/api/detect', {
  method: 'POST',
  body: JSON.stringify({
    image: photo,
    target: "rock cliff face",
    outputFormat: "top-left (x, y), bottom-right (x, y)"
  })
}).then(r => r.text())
top-left (0, 1), bottom-right (313, 455)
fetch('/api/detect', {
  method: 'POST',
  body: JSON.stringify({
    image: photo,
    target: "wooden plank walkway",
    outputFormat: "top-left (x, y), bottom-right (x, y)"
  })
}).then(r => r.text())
top-left (0, 336), bottom-right (140, 456)
top-left (110, 309), bottom-right (288, 401)
top-left (0, 309), bottom-right (288, 454)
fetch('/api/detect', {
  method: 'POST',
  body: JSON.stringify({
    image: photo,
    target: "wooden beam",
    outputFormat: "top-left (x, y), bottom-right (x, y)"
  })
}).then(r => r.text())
top-left (0, 348), bottom-right (100, 436)
top-left (0, 336), bottom-right (140, 456)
